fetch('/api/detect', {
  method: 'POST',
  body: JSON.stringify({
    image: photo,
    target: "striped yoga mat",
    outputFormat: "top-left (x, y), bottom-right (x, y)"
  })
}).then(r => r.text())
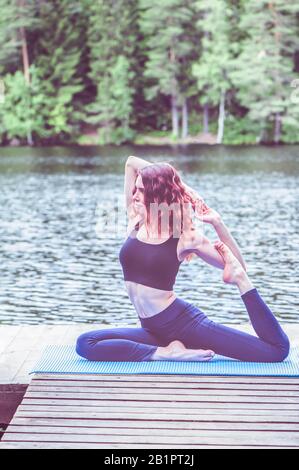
top-left (30, 345), bottom-right (299, 376)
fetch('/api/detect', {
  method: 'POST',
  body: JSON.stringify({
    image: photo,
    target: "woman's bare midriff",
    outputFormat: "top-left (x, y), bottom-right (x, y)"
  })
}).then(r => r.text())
top-left (124, 281), bottom-right (177, 318)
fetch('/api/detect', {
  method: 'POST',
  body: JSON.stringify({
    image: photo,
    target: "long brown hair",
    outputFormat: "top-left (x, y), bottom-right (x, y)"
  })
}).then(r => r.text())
top-left (133, 162), bottom-right (200, 262)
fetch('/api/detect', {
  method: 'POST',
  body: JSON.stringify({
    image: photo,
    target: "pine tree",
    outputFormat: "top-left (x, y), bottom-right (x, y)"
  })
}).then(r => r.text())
top-left (0, 0), bottom-right (38, 74)
top-left (0, 0), bottom-right (40, 144)
top-left (0, 0), bottom-right (21, 73)
top-left (192, 0), bottom-right (234, 143)
top-left (231, 0), bottom-right (299, 143)
top-left (32, 0), bottom-right (87, 143)
top-left (85, 0), bottom-right (138, 145)
top-left (139, 0), bottom-right (201, 139)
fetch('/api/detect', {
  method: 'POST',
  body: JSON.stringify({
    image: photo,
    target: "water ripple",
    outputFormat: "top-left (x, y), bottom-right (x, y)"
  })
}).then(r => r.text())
top-left (0, 148), bottom-right (298, 324)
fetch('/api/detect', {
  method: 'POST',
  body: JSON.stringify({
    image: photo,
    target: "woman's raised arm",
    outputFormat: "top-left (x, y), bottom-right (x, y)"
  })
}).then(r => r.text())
top-left (124, 155), bottom-right (152, 212)
top-left (212, 218), bottom-right (247, 271)
top-left (194, 202), bottom-right (247, 271)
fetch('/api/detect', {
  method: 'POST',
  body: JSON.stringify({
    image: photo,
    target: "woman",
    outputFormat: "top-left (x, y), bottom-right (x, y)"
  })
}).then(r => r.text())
top-left (76, 155), bottom-right (290, 363)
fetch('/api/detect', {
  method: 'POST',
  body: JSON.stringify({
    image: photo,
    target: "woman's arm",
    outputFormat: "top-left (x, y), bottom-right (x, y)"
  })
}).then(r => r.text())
top-left (126, 155), bottom-right (153, 173)
top-left (124, 155), bottom-right (152, 212)
top-left (212, 218), bottom-right (247, 271)
top-left (182, 182), bottom-right (204, 203)
top-left (193, 235), bottom-right (225, 269)
top-left (194, 202), bottom-right (247, 271)
top-left (182, 230), bottom-right (225, 270)
top-left (182, 182), bottom-right (247, 271)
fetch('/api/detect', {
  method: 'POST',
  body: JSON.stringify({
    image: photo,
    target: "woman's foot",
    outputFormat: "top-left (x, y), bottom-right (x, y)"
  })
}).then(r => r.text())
top-left (214, 241), bottom-right (254, 295)
top-left (214, 241), bottom-right (245, 284)
top-left (152, 340), bottom-right (215, 362)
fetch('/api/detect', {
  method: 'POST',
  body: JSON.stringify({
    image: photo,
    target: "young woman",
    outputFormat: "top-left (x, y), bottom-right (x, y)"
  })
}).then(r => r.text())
top-left (76, 155), bottom-right (290, 363)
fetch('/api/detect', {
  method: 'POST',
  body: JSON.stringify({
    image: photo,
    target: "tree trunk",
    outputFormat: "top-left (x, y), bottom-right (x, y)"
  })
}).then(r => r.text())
top-left (274, 112), bottom-right (281, 143)
top-left (20, 27), bottom-right (30, 85)
top-left (217, 90), bottom-right (225, 144)
top-left (203, 103), bottom-right (209, 133)
top-left (169, 46), bottom-right (179, 139)
top-left (181, 97), bottom-right (188, 139)
top-left (171, 94), bottom-right (179, 138)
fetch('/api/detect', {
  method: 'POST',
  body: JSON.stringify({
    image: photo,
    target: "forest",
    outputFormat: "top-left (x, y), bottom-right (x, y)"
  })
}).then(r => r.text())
top-left (0, 0), bottom-right (299, 146)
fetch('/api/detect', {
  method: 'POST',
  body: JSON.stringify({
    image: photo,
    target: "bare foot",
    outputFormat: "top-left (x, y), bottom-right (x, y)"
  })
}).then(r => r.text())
top-left (152, 340), bottom-right (215, 362)
top-left (214, 241), bottom-right (246, 285)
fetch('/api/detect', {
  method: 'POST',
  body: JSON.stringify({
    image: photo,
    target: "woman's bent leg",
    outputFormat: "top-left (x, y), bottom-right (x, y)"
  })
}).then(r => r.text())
top-left (76, 327), bottom-right (166, 362)
top-left (241, 288), bottom-right (289, 348)
top-left (179, 289), bottom-right (290, 362)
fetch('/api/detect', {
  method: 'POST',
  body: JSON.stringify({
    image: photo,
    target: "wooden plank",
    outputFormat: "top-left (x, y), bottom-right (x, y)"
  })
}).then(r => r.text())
top-left (28, 379), bottom-right (299, 391)
top-left (27, 385), bottom-right (299, 397)
top-left (32, 374), bottom-right (299, 384)
top-left (1, 442), bottom-right (294, 449)
top-left (6, 423), bottom-right (299, 434)
top-left (14, 410), bottom-right (299, 422)
top-left (0, 326), bottom-right (23, 355)
top-left (10, 417), bottom-right (299, 431)
top-left (2, 431), bottom-right (299, 446)
top-left (17, 404), bottom-right (299, 416)
top-left (20, 398), bottom-right (299, 410)
top-left (23, 390), bottom-right (299, 403)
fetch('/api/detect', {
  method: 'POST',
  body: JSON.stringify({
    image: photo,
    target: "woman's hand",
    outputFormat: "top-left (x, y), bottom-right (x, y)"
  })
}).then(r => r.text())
top-left (194, 200), bottom-right (222, 226)
top-left (182, 182), bottom-right (222, 226)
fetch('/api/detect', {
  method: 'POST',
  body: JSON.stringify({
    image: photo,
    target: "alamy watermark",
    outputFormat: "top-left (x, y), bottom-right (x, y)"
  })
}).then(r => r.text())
top-left (95, 195), bottom-right (205, 241)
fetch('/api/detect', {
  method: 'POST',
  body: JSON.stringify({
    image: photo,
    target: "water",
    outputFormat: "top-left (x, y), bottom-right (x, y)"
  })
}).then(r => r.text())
top-left (0, 144), bottom-right (298, 325)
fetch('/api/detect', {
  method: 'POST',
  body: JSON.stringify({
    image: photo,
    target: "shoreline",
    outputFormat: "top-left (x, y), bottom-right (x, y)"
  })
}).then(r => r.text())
top-left (1, 138), bottom-right (299, 150)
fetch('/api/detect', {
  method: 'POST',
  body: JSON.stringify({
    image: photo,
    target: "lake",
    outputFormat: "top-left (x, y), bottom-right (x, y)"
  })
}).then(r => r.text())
top-left (0, 144), bottom-right (298, 325)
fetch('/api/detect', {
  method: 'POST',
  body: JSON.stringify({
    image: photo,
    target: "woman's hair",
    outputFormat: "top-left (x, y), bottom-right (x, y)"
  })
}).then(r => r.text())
top-left (134, 162), bottom-right (200, 263)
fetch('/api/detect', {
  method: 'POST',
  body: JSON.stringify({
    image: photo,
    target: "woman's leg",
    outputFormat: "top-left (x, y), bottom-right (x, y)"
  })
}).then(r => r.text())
top-left (152, 241), bottom-right (290, 362)
top-left (76, 326), bottom-right (166, 362)
top-left (178, 288), bottom-right (290, 362)
top-left (178, 243), bottom-right (290, 362)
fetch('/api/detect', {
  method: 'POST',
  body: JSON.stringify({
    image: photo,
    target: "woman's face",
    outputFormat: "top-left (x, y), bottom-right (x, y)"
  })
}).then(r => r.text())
top-left (133, 174), bottom-right (145, 213)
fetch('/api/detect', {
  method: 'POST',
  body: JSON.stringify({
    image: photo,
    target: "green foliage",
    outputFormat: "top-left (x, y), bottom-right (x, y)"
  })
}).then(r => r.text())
top-left (0, 0), bottom-right (39, 74)
top-left (85, 0), bottom-right (138, 144)
top-left (0, 0), bottom-right (299, 145)
top-left (140, 0), bottom-right (198, 98)
top-left (31, 0), bottom-right (86, 142)
top-left (192, 0), bottom-right (233, 105)
top-left (87, 55), bottom-right (135, 144)
top-left (230, 1), bottom-right (299, 141)
top-left (0, 65), bottom-right (45, 142)
top-left (222, 115), bottom-right (261, 145)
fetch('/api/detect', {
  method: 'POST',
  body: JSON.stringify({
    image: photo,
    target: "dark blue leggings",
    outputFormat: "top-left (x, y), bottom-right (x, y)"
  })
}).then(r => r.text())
top-left (76, 288), bottom-right (290, 363)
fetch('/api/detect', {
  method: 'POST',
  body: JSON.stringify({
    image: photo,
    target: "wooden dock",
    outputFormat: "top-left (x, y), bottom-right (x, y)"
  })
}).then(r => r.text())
top-left (0, 324), bottom-right (298, 448)
top-left (0, 373), bottom-right (299, 448)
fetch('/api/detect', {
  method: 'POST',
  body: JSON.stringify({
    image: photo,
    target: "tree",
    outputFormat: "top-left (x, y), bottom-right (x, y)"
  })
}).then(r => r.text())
top-left (0, 0), bottom-right (39, 144)
top-left (192, 0), bottom-right (234, 143)
top-left (85, 0), bottom-right (138, 144)
top-left (139, 0), bottom-right (201, 139)
top-left (231, 0), bottom-right (299, 143)
top-left (0, 0), bottom-right (38, 73)
top-left (0, 65), bottom-right (45, 144)
top-left (32, 0), bottom-right (87, 143)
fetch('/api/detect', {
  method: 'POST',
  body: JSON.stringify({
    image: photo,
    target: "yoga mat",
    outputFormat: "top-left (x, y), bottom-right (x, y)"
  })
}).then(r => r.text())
top-left (30, 345), bottom-right (299, 376)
